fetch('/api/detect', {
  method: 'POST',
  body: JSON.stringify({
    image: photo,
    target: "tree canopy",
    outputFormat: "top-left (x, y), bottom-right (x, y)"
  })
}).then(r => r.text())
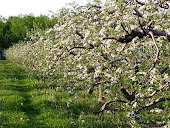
top-left (0, 14), bottom-right (57, 50)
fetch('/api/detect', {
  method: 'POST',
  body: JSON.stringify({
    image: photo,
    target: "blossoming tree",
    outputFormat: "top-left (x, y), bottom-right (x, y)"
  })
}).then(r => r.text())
top-left (5, 0), bottom-right (170, 127)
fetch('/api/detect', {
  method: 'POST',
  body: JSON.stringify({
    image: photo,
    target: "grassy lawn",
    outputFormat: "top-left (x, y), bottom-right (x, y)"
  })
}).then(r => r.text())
top-left (0, 60), bottom-right (116, 128)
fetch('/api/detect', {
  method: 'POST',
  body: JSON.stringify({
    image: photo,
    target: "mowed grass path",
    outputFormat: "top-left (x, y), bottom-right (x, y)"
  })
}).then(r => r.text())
top-left (0, 60), bottom-right (114, 128)
top-left (0, 60), bottom-right (66, 128)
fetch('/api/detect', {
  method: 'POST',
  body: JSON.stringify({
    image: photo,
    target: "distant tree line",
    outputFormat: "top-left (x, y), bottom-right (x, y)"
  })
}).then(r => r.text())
top-left (0, 14), bottom-right (57, 50)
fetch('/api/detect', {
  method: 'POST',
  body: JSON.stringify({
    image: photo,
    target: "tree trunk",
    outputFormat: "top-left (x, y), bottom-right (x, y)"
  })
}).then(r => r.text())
top-left (98, 84), bottom-right (102, 103)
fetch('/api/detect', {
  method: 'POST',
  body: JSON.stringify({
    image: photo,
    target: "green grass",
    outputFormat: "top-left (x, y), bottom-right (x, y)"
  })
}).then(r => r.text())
top-left (1, 61), bottom-right (168, 128)
top-left (0, 60), bottom-right (117, 128)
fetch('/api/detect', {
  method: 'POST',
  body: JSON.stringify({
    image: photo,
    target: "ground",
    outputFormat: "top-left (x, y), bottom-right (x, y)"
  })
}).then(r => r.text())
top-left (0, 60), bottom-right (116, 128)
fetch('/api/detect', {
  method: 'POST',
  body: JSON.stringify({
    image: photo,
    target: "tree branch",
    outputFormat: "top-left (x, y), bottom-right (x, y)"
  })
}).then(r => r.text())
top-left (103, 28), bottom-right (170, 44)
top-left (148, 29), bottom-right (170, 41)
top-left (148, 31), bottom-right (160, 72)
top-left (121, 23), bottom-right (129, 35)
top-left (159, 65), bottom-right (169, 74)
top-left (110, 58), bottom-right (126, 67)
top-left (75, 30), bottom-right (84, 39)
top-left (103, 29), bottom-right (145, 43)
top-left (134, 8), bottom-right (146, 34)
top-left (68, 46), bottom-right (86, 52)
top-left (139, 97), bottom-right (170, 110)
top-left (138, 120), bottom-right (167, 127)
top-left (134, 8), bottom-right (143, 18)
top-left (101, 51), bottom-right (111, 61)
top-left (95, 99), bottom-right (127, 114)
top-left (88, 81), bottom-right (111, 94)
top-left (144, 85), bottom-right (169, 98)
top-left (145, 90), bottom-right (160, 98)
top-left (136, 0), bottom-right (145, 6)
top-left (88, 5), bottom-right (102, 10)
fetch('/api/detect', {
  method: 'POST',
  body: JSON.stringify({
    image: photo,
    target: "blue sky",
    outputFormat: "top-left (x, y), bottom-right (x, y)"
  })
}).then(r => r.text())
top-left (0, 0), bottom-right (91, 18)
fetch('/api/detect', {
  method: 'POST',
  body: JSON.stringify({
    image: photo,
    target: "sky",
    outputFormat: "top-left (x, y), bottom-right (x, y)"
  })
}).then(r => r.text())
top-left (0, 0), bottom-right (90, 18)
top-left (0, 0), bottom-right (150, 18)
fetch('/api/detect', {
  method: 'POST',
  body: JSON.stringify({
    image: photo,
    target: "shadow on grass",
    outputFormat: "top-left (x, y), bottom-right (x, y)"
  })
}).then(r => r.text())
top-left (0, 60), bottom-right (49, 127)
top-left (0, 60), bottom-right (117, 128)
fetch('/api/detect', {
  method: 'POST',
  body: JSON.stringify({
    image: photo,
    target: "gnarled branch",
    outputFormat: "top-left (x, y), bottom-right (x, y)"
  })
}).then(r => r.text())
top-left (103, 28), bottom-right (170, 44)
top-left (139, 97), bottom-right (170, 110)
top-left (148, 31), bottom-right (160, 72)
top-left (95, 99), bottom-right (127, 114)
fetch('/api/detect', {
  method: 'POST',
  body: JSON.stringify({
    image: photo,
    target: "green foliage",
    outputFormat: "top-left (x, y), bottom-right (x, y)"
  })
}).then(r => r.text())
top-left (0, 14), bottom-right (57, 49)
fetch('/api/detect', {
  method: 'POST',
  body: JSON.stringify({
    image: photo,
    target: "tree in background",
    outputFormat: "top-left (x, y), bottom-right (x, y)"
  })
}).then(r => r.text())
top-left (0, 14), bottom-right (57, 49)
